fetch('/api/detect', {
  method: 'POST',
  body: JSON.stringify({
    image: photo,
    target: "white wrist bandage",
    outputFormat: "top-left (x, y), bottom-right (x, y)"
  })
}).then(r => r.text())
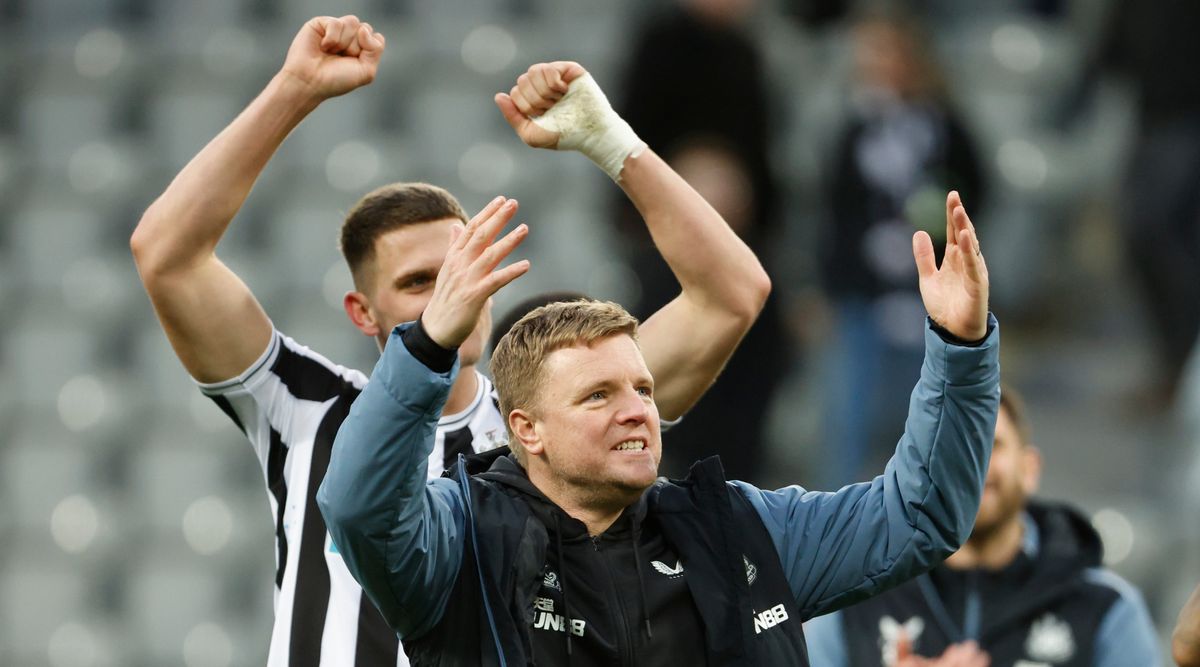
top-left (531, 73), bottom-right (647, 181)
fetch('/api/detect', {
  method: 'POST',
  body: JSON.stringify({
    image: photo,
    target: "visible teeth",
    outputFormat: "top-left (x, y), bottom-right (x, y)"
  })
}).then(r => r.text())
top-left (615, 441), bottom-right (644, 451)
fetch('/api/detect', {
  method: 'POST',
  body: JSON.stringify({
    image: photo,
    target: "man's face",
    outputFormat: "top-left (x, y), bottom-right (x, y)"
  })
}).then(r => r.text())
top-left (358, 219), bottom-right (491, 366)
top-left (973, 406), bottom-right (1040, 538)
top-left (530, 334), bottom-right (662, 505)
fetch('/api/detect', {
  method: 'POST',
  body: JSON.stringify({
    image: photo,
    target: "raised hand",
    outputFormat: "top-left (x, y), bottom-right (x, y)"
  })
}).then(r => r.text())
top-left (280, 15), bottom-right (385, 101)
top-left (494, 61), bottom-right (644, 180)
top-left (494, 62), bottom-right (587, 149)
top-left (421, 197), bottom-right (530, 349)
top-left (913, 191), bottom-right (989, 341)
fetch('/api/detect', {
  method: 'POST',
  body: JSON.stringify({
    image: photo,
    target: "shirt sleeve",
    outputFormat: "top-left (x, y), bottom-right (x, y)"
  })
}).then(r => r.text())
top-left (317, 321), bottom-right (467, 639)
top-left (1088, 569), bottom-right (1163, 667)
top-left (196, 330), bottom-right (367, 474)
top-left (803, 610), bottom-right (849, 666)
top-left (734, 315), bottom-right (1000, 620)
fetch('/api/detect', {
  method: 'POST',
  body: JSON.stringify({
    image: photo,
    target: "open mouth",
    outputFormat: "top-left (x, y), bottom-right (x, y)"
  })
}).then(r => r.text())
top-left (612, 439), bottom-right (647, 452)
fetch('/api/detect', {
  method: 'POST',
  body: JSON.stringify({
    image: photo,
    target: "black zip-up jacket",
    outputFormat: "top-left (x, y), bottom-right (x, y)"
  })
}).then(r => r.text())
top-left (402, 449), bottom-right (809, 666)
top-left (319, 319), bottom-right (1003, 666)
top-left (806, 501), bottom-right (1161, 666)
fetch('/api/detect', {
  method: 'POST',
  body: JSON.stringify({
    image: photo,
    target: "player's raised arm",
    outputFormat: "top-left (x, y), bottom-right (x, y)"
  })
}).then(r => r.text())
top-left (495, 62), bottom-right (771, 421)
top-left (130, 16), bottom-right (385, 383)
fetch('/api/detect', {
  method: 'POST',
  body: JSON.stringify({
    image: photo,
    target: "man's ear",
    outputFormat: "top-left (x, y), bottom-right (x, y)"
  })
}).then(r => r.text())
top-left (344, 291), bottom-right (381, 338)
top-left (1022, 445), bottom-right (1043, 495)
top-left (510, 409), bottom-right (543, 456)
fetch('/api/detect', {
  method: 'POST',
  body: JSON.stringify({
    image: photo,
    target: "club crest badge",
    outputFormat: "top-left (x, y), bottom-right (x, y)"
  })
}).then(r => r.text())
top-left (1025, 613), bottom-right (1074, 663)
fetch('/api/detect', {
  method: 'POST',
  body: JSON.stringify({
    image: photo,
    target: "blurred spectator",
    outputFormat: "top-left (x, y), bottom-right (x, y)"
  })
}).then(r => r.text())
top-left (818, 8), bottom-right (983, 485)
top-left (805, 385), bottom-right (1161, 667)
top-left (613, 0), bottom-right (789, 482)
top-left (1089, 1), bottom-right (1200, 405)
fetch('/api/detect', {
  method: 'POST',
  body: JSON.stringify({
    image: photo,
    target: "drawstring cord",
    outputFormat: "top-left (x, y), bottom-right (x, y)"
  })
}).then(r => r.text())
top-left (631, 531), bottom-right (654, 640)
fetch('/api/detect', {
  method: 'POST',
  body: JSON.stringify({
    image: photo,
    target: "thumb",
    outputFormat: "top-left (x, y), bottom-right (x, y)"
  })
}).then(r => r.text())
top-left (913, 231), bottom-right (937, 280)
top-left (494, 92), bottom-right (527, 132)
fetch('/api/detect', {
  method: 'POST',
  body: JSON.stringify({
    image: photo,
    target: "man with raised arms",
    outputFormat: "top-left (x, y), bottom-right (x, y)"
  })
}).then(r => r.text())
top-left (131, 14), bottom-right (770, 667)
top-left (320, 185), bottom-right (1001, 664)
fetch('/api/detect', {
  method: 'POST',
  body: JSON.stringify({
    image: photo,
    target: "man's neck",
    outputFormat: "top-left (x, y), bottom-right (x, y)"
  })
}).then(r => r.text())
top-left (444, 364), bottom-right (479, 416)
top-left (557, 500), bottom-right (625, 537)
top-left (527, 468), bottom-right (631, 537)
top-left (945, 513), bottom-right (1025, 571)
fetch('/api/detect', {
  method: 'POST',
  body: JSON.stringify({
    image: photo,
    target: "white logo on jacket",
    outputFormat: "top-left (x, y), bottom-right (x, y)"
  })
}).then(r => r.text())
top-left (651, 560), bottom-right (684, 578)
top-left (1024, 613), bottom-right (1074, 663)
top-left (879, 615), bottom-right (925, 666)
top-left (752, 604), bottom-right (790, 634)
top-left (743, 555), bottom-right (758, 586)
top-left (542, 570), bottom-right (561, 591)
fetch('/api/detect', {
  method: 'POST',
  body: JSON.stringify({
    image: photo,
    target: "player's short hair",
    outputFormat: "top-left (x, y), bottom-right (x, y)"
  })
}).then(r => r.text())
top-left (340, 182), bottom-right (469, 289)
top-left (999, 383), bottom-right (1032, 447)
top-left (491, 300), bottom-right (639, 466)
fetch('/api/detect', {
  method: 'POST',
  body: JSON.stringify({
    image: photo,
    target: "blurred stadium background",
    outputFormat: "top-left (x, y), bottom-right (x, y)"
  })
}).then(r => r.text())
top-left (1, 0), bottom-right (1198, 665)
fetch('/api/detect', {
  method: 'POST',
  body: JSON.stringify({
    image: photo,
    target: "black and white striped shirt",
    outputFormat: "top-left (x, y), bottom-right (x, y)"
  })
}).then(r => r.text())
top-left (199, 330), bottom-right (506, 667)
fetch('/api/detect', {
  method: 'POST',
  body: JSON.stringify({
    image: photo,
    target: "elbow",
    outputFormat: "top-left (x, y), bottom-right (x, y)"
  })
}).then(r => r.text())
top-left (130, 203), bottom-right (165, 277)
top-left (728, 266), bottom-right (772, 325)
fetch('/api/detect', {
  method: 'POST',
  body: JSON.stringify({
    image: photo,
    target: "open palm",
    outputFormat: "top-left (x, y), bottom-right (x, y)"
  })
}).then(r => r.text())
top-left (913, 191), bottom-right (989, 342)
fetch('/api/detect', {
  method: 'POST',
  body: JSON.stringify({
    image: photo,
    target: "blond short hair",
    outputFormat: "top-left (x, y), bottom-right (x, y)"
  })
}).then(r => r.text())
top-left (491, 300), bottom-right (639, 465)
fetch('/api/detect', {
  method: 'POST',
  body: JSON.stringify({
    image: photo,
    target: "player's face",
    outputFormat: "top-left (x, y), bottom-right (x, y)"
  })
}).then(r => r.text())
top-left (364, 220), bottom-right (492, 365)
top-left (973, 406), bottom-right (1039, 538)
top-left (532, 335), bottom-right (662, 505)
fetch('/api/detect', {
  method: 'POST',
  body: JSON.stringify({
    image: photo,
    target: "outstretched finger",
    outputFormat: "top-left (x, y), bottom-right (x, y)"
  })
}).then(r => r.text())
top-left (912, 231), bottom-right (937, 280)
top-left (478, 223), bottom-right (529, 272)
top-left (482, 258), bottom-right (532, 297)
top-left (459, 196), bottom-right (507, 250)
top-left (959, 227), bottom-right (986, 285)
top-left (945, 191), bottom-right (962, 249)
top-left (469, 199), bottom-right (519, 252)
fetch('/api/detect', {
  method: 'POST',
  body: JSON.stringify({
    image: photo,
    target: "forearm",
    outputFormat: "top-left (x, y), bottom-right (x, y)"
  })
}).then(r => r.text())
top-left (738, 316), bottom-right (999, 618)
top-left (618, 149), bottom-right (770, 318)
top-left (893, 316), bottom-right (1000, 551)
top-left (131, 73), bottom-right (320, 274)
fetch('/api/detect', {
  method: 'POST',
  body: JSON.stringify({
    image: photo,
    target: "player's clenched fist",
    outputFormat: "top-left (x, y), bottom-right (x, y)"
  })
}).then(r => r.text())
top-left (495, 61), bottom-right (646, 181)
top-left (281, 15), bottom-right (385, 101)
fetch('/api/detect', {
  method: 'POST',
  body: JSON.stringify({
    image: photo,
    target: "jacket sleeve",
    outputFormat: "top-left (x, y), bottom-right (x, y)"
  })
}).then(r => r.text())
top-left (733, 315), bottom-right (1000, 620)
top-left (317, 321), bottom-right (467, 638)
top-left (1088, 569), bottom-right (1162, 667)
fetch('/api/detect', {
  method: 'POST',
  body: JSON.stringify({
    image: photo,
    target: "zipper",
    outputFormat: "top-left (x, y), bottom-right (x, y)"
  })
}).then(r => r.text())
top-left (593, 536), bottom-right (637, 666)
top-left (458, 455), bottom-right (508, 666)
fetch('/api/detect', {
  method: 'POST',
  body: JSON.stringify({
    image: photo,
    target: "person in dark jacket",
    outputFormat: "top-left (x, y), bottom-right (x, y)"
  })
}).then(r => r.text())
top-left (318, 175), bottom-right (998, 666)
top-left (805, 385), bottom-right (1161, 666)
